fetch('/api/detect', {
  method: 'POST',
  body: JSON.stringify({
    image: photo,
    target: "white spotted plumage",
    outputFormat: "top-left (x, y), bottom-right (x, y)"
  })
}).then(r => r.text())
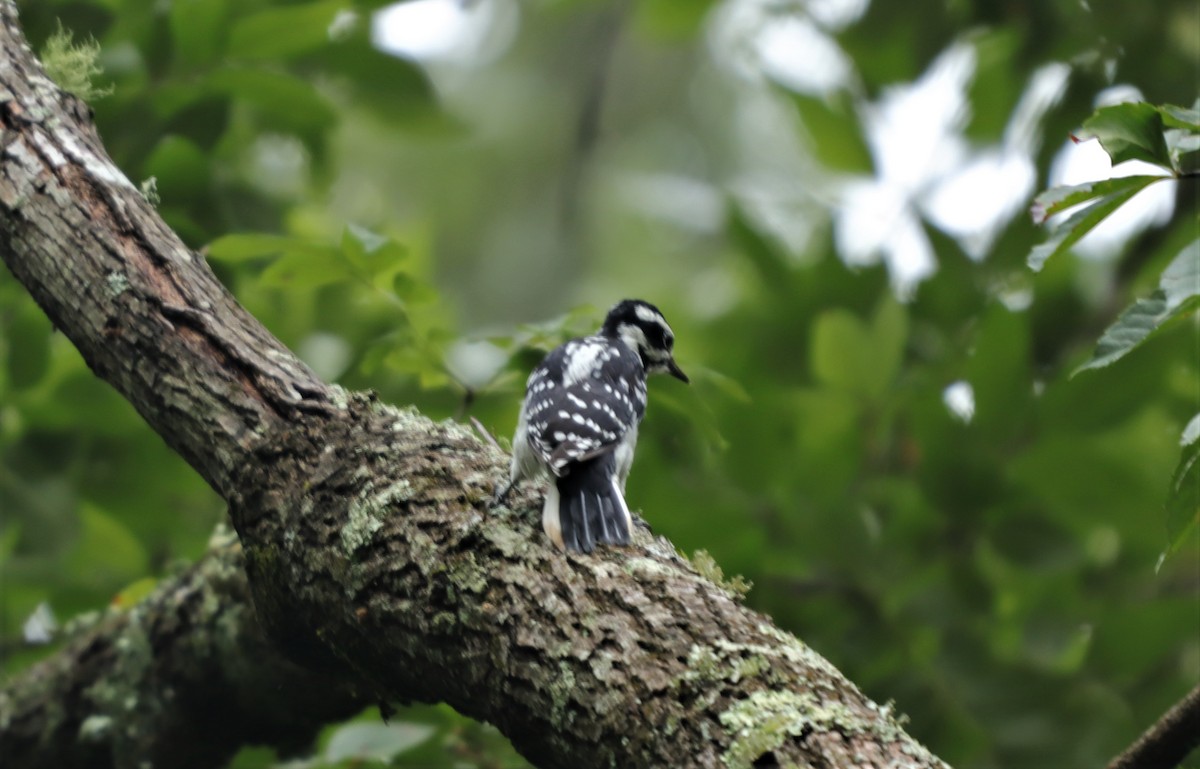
top-left (496, 299), bottom-right (688, 553)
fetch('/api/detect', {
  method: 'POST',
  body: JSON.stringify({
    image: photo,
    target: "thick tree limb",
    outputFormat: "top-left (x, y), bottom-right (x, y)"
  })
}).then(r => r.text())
top-left (0, 530), bottom-right (369, 769)
top-left (0, 4), bottom-right (950, 768)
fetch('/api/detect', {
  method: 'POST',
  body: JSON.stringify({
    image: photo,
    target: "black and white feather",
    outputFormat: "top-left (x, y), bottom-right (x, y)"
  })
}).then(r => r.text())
top-left (496, 299), bottom-right (688, 552)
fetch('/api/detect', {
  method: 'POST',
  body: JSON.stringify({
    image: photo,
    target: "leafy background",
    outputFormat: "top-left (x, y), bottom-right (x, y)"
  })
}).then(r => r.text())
top-left (1, 1), bottom-right (1197, 767)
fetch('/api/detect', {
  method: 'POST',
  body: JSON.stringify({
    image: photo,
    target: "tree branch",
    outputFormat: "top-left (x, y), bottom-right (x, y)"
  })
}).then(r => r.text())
top-left (0, 528), bottom-right (368, 769)
top-left (1107, 682), bottom-right (1200, 769)
top-left (0, 4), bottom-right (950, 767)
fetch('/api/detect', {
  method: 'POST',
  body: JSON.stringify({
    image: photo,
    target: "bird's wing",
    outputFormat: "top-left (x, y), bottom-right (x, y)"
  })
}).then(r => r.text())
top-left (522, 339), bottom-right (645, 476)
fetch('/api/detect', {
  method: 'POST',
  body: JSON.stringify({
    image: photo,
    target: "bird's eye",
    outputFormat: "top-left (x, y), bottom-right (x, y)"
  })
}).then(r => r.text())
top-left (664, 334), bottom-right (674, 351)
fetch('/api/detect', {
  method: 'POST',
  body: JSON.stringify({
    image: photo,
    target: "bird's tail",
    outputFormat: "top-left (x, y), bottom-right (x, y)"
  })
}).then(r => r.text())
top-left (543, 454), bottom-right (632, 553)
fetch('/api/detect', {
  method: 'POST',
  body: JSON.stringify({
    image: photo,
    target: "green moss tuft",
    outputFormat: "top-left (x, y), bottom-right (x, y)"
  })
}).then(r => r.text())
top-left (40, 22), bottom-right (113, 101)
top-left (138, 177), bottom-right (159, 207)
top-left (688, 549), bottom-right (752, 599)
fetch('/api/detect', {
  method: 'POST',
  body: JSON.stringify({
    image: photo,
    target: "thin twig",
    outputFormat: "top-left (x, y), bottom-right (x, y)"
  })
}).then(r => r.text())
top-left (1107, 681), bottom-right (1200, 769)
top-left (470, 416), bottom-right (501, 451)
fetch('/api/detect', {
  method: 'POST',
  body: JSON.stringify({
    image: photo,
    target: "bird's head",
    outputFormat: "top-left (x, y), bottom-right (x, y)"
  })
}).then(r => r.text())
top-left (601, 299), bottom-right (688, 383)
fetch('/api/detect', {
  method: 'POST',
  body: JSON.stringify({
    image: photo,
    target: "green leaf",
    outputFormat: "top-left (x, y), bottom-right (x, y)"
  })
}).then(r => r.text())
top-left (1026, 183), bottom-right (1153, 271)
top-left (651, 386), bottom-right (729, 453)
top-left (635, 0), bottom-right (720, 39)
top-left (1074, 239), bottom-right (1200, 373)
top-left (792, 388), bottom-right (862, 494)
top-left (6, 308), bottom-right (52, 391)
top-left (963, 28), bottom-right (1022, 143)
top-left (503, 306), bottom-right (602, 353)
top-left (1029, 175), bottom-right (1164, 225)
top-left (68, 504), bottom-right (149, 587)
top-left (144, 135), bottom-right (211, 203)
top-left (1165, 129), bottom-right (1200, 161)
top-left (811, 309), bottom-right (871, 392)
top-left (1183, 413), bottom-right (1200, 447)
top-left (342, 223), bottom-right (390, 259)
top-left (0, 523), bottom-right (20, 567)
top-left (341, 224), bottom-right (408, 287)
top-left (1075, 102), bottom-right (1174, 170)
top-left (1029, 622), bottom-right (1094, 675)
top-left (206, 233), bottom-right (297, 262)
top-left (152, 89), bottom-right (233, 152)
top-left (1164, 418), bottom-right (1200, 558)
top-left (869, 296), bottom-right (908, 396)
top-left (789, 92), bottom-right (874, 174)
top-left (315, 30), bottom-right (436, 118)
top-left (205, 68), bottom-right (337, 135)
top-left (111, 576), bottom-right (160, 609)
top-left (1007, 418), bottom-right (1164, 535)
top-left (1160, 238), bottom-right (1200, 311)
top-left (322, 722), bottom-right (434, 763)
top-left (226, 746), bottom-right (275, 769)
top-left (810, 297), bottom-right (907, 399)
top-left (227, 1), bottom-right (352, 61)
top-left (1161, 100), bottom-right (1200, 171)
top-left (967, 303), bottom-right (1031, 438)
top-left (690, 365), bottom-right (752, 404)
top-left (1157, 101), bottom-right (1200, 132)
top-left (385, 347), bottom-right (451, 390)
top-left (391, 272), bottom-right (438, 304)
top-left (209, 232), bottom-right (352, 286)
top-left (260, 244), bottom-right (353, 289)
top-left (727, 203), bottom-right (790, 290)
top-left (170, 0), bottom-right (230, 70)
top-left (1077, 290), bottom-right (1170, 371)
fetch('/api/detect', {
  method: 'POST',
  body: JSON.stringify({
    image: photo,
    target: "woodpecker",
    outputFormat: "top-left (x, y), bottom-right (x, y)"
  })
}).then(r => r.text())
top-left (495, 299), bottom-right (688, 552)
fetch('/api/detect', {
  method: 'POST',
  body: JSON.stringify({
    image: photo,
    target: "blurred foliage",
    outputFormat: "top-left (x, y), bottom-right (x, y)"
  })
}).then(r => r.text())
top-left (2, 0), bottom-right (1198, 768)
top-left (229, 705), bottom-right (530, 769)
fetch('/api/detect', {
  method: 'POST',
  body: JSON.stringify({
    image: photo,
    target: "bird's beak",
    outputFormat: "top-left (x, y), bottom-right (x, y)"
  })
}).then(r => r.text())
top-left (668, 358), bottom-right (689, 384)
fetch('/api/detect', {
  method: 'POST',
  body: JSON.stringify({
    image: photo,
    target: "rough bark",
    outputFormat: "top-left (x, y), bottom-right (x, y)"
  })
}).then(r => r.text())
top-left (0, 4), bottom-right (950, 768)
top-left (0, 530), bottom-right (368, 769)
top-left (1107, 682), bottom-right (1200, 769)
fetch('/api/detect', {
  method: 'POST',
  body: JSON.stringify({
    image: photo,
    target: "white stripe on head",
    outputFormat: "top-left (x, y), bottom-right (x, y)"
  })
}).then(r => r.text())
top-left (634, 304), bottom-right (664, 325)
top-left (617, 323), bottom-right (647, 355)
top-left (644, 347), bottom-right (671, 362)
